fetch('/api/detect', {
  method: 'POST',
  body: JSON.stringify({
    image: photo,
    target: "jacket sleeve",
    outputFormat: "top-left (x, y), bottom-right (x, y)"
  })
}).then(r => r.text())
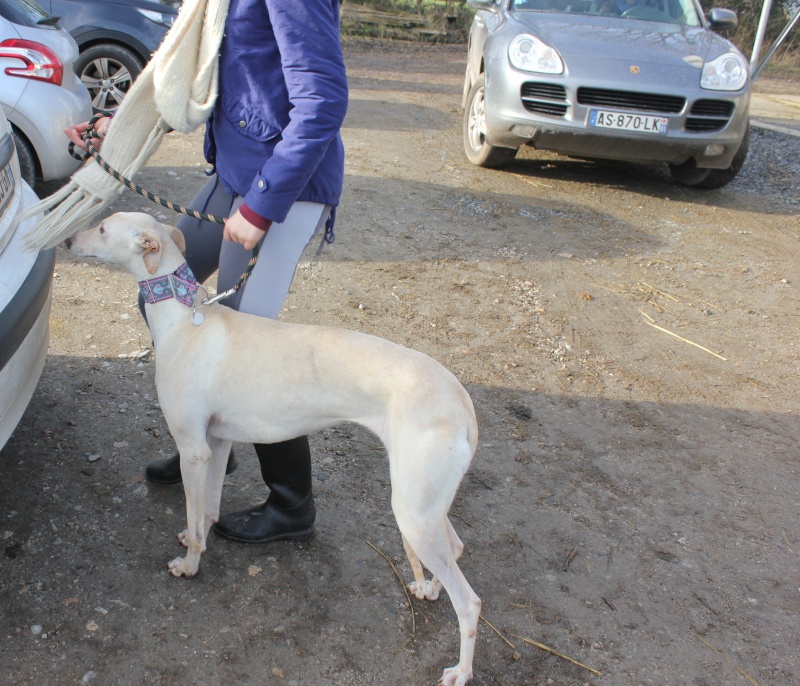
top-left (242, 0), bottom-right (348, 223)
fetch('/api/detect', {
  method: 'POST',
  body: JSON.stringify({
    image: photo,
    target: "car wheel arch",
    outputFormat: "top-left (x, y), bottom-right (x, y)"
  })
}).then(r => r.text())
top-left (462, 56), bottom-right (487, 110)
top-left (71, 29), bottom-right (151, 66)
top-left (10, 126), bottom-right (38, 187)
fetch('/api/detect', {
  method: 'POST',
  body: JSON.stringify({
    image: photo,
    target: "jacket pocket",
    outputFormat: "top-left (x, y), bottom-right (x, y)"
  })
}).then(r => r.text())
top-left (203, 114), bottom-right (217, 164)
top-left (221, 94), bottom-right (284, 143)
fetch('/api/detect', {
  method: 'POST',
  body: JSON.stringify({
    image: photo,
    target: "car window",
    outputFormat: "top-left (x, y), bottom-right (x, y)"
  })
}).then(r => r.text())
top-left (511, 0), bottom-right (701, 25)
top-left (0, 0), bottom-right (52, 28)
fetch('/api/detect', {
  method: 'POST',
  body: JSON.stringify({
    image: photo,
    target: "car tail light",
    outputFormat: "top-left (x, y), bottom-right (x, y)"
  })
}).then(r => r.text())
top-left (0, 39), bottom-right (63, 86)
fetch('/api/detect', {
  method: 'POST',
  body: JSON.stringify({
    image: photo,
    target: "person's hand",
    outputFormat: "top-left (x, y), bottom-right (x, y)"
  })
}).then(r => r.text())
top-left (223, 209), bottom-right (269, 251)
top-left (64, 117), bottom-right (111, 152)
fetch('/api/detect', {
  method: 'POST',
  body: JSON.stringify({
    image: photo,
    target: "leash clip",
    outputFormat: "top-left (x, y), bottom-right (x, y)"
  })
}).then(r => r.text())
top-left (201, 287), bottom-right (237, 307)
top-left (192, 244), bottom-right (261, 321)
top-left (189, 284), bottom-right (240, 325)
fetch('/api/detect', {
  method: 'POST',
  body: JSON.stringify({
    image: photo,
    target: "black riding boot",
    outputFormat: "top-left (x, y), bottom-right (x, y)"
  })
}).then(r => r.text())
top-left (211, 436), bottom-right (316, 544)
top-left (145, 449), bottom-right (238, 485)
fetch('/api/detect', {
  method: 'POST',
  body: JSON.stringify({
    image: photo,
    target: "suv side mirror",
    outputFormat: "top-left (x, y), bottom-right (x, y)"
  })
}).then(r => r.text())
top-left (708, 8), bottom-right (738, 32)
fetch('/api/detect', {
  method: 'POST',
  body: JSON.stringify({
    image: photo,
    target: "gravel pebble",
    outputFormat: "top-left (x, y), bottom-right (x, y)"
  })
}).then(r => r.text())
top-left (733, 126), bottom-right (800, 206)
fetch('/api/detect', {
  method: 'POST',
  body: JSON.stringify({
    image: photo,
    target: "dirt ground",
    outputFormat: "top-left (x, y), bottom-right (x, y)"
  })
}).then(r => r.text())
top-left (2, 41), bottom-right (799, 686)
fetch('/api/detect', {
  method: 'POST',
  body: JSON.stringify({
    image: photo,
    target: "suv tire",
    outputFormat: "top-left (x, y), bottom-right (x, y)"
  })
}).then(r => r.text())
top-left (669, 128), bottom-right (750, 190)
top-left (463, 75), bottom-right (518, 169)
top-left (75, 43), bottom-right (143, 114)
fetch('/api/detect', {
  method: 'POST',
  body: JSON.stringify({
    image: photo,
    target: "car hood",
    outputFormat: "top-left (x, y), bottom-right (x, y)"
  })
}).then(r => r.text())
top-left (513, 13), bottom-right (733, 66)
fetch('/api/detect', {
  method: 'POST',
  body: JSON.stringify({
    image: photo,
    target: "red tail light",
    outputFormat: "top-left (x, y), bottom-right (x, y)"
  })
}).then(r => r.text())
top-left (0, 38), bottom-right (63, 86)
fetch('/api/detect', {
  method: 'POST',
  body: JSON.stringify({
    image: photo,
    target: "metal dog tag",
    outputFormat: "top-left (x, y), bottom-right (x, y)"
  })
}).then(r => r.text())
top-left (190, 287), bottom-right (209, 326)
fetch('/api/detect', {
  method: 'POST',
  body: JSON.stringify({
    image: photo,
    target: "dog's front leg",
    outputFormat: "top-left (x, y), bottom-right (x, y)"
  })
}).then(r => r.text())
top-left (202, 436), bottom-right (232, 539)
top-left (169, 442), bottom-right (212, 578)
top-left (176, 436), bottom-right (230, 547)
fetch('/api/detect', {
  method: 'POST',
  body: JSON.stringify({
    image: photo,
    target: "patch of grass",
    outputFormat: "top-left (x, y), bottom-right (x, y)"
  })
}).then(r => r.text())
top-left (341, 0), bottom-right (473, 42)
top-left (759, 48), bottom-right (800, 80)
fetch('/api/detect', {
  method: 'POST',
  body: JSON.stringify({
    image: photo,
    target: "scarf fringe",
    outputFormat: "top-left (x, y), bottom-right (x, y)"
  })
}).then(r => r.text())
top-left (22, 186), bottom-right (117, 249)
top-left (22, 122), bottom-right (170, 249)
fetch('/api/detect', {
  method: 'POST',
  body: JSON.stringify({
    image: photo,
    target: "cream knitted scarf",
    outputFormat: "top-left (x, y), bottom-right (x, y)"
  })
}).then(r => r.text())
top-left (24, 0), bottom-right (230, 250)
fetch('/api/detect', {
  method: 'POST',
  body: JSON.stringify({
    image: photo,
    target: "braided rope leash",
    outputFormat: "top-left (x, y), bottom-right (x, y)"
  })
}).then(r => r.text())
top-left (70, 114), bottom-right (260, 316)
top-left (69, 114), bottom-right (229, 225)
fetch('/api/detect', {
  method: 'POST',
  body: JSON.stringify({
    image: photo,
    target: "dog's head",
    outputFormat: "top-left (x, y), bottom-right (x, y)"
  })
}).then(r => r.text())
top-left (65, 212), bottom-right (186, 278)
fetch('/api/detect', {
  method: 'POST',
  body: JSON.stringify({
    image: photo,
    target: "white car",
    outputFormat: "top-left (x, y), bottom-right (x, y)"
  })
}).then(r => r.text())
top-left (0, 110), bottom-right (52, 451)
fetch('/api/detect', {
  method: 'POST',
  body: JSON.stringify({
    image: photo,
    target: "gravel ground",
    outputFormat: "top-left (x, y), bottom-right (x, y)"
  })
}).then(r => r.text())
top-left (735, 127), bottom-right (800, 204)
top-left (1, 41), bottom-right (799, 686)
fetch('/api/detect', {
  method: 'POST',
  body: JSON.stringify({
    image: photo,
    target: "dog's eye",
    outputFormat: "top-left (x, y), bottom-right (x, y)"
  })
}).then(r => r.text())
top-left (99, 226), bottom-right (105, 235)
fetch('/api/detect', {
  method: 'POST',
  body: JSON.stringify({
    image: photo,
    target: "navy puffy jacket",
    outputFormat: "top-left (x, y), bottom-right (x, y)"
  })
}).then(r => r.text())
top-left (204, 0), bottom-right (348, 223)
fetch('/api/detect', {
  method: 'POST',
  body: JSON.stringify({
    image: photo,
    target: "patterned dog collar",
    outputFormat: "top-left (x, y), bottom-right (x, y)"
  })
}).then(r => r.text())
top-left (138, 262), bottom-right (200, 307)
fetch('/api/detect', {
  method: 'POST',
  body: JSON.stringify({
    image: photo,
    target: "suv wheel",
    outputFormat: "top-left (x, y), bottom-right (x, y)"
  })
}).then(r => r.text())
top-left (75, 44), bottom-right (143, 114)
top-left (463, 75), bottom-right (517, 168)
top-left (669, 128), bottom-right (750, 190)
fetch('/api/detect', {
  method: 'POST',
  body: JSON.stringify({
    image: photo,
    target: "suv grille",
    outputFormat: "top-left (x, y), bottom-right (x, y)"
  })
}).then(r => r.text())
top-left (577, 87), bottom-right (685, 114)
top-left (685, 99), bottom-right (735, 132)
top-left (521, 82), bottom-right (568, 117)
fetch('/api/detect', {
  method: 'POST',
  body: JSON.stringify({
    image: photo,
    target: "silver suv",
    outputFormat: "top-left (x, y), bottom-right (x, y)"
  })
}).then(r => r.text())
top-left (463, 0), bottom-right (750, 189)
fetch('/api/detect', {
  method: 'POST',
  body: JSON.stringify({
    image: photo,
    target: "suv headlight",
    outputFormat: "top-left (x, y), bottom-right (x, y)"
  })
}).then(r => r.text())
top-left (508, 34), bottom-right (563, 75)
top-left (701, 52), bottom-right (747, 91)
top-left (136, 8), bottom-right (176, 28)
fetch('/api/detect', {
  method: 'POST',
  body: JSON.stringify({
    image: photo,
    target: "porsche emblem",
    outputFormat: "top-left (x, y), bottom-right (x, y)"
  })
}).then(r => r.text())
top-left (630, 65), bottom-right (640, 74)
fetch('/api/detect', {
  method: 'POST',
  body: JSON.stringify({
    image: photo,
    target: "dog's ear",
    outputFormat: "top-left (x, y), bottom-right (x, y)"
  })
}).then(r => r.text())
top-left (170, 227), bottom-right (187, 256)
top-left (134, 228), bottom-right (163, 274)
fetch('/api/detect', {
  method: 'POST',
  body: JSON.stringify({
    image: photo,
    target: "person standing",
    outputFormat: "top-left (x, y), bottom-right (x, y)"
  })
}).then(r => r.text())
top-left (66, 0), bottom-right (348, 544)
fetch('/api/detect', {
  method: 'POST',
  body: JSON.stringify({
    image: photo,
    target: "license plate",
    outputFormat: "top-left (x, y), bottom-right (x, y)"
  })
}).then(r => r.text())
top-left (0, 163), bottom-right (14, 216)
top-left (589, 109), bottom-right (668, 134)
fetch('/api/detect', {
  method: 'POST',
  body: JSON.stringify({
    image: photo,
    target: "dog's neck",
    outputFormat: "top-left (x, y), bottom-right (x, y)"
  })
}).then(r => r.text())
top-left (138, 262), bottom-right (200, 309)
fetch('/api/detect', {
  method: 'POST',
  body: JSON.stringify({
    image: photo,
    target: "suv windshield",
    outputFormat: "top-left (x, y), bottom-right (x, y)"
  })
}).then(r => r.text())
top-left (511, 0), bottom-right (702, 26)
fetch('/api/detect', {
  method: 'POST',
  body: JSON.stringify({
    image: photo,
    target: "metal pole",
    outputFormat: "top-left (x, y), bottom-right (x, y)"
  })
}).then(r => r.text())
top-left (750, 0), bottom-right (774, 71)
top-left (753, 7), bottom-right (800, 80)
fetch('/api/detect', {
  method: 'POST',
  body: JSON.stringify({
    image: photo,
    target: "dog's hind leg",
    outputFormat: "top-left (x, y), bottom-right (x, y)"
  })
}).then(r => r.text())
top-left (404, 521), bottom-right (466, 602)
top-left (447, 518), bottom-right (465, 560)
top-left (389, 421), bottom-right (480, 685)
top-left (397, 517), bottom-right (481, 686)
top-left (405, 519), bottom-right (465, 601)
top-left (168, 435), bottom-right (213, 578)
top-left (403, 533), bottom-right (442, 600)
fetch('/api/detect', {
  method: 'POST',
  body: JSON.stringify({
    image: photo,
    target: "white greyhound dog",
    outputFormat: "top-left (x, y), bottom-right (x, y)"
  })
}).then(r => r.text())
top-left (65, 211), bottom-right (482, 686)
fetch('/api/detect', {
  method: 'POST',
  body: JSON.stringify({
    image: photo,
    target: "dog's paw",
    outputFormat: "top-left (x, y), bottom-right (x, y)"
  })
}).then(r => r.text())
top-left (408, 579), bottom-right (442, 601)
top-left (176, 529), bottom-right (207, 553)
top-left (439, 664), bottom-right (471, 686)
top-left (168, 556), bottom-right (198, 578)
top-left (176, 529), bottom-right (189, 548)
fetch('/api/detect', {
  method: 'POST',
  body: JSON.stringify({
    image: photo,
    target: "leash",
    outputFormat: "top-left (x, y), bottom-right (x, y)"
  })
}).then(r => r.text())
top-left (69, 114), bottom-right (230, 225)
top-left (69, 114), bottom-right (260, 313)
